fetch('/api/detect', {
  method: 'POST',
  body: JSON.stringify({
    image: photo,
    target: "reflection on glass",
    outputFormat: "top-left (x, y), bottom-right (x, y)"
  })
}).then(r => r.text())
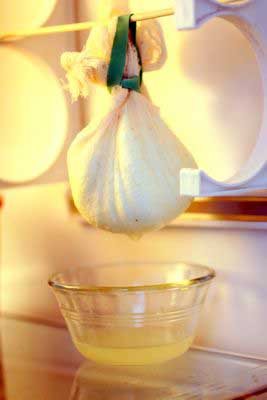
top-left (69, 360), bottom-right (202, 400)
top-left (70, 354), bottom-right (267, 400)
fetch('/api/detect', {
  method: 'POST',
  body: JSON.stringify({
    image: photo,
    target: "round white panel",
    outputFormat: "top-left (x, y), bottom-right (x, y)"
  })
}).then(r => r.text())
top-left (0, 46), bottom-right (68, 183)
top-left (144, 16), bottom-right (263, 182)
top-left (0, 0), bottom-right (57, 31)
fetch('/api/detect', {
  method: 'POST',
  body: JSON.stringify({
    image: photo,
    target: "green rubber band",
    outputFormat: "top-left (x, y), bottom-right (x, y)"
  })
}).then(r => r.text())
top-left (129, 16), bottom-right (143, 86)
top-left (121, 76), bottom-right (140, 91)
top-left (107, 14), bottom-right (142, 92)
top-left (107, 15), bottom-right (130, 89)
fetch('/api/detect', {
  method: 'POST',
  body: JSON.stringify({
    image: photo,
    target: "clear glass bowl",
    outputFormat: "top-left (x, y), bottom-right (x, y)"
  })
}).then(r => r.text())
top-left (48, 262), bottom-right (215, 365)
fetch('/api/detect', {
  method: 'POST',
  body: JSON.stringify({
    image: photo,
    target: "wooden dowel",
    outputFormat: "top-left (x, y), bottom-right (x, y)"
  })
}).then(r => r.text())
top-left (0, 8), bottom-right (174, 42)
top-left (0, 20), bottom-right (100, 42)
top-left (131, 7), bottom-right (174, 22)
top-left (0, 1), bottom-right (245, 42)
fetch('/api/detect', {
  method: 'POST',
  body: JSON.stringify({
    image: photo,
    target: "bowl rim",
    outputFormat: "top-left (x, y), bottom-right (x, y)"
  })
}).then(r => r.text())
top-left (48, 262), bottom-right (216, 293)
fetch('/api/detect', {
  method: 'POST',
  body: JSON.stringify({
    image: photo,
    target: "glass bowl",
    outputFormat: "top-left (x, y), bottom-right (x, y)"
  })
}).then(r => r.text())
top-left (48, 262), bottom-right (215, 365)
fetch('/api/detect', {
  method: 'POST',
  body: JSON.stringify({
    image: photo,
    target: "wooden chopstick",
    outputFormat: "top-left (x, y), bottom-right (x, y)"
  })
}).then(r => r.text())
top-left (0, 1), bottom-right (245, 42)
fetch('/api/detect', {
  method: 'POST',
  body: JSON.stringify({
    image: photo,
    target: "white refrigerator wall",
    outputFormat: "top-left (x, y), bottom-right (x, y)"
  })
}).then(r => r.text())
top-left (1, 0), bottom-right (267, 363)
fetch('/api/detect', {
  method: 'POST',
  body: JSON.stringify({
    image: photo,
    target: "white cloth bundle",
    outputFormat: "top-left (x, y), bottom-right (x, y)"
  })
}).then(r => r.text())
top-left (62, 16), bottom-right (196, 238)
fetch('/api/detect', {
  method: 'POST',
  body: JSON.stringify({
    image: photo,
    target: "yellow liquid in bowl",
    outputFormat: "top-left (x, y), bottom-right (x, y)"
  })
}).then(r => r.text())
top-left (74, 335), bottom-right (193, 365)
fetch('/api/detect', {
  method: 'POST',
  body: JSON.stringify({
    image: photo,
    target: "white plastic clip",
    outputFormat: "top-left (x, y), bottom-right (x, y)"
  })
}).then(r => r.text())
top-left (175, 0), bottom-right (196, 29)
top-left (174, 0), bottom-right (244, 30)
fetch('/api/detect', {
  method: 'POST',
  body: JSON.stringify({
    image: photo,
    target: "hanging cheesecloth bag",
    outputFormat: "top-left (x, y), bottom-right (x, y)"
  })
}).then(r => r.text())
top-left (62, 15), bottom-right (197, 238)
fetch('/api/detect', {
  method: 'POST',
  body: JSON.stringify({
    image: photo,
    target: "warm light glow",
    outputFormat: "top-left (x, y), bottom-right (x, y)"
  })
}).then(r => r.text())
top-left (0, 0), bottom-right (57, 31)
top-left (0, 46), bottom-right (67, 183)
